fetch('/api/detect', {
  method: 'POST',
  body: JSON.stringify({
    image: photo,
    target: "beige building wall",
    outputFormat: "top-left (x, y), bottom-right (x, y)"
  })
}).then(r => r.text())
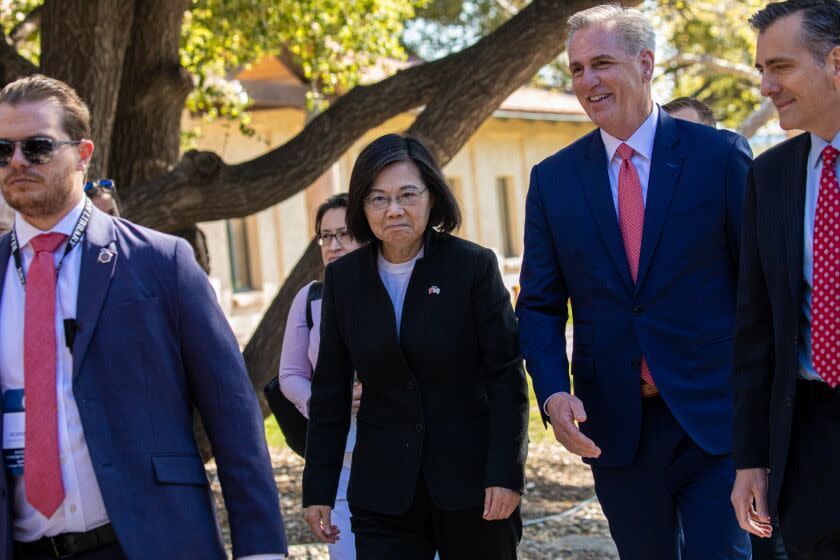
top-left (187, 109), bottom-right (593, 343)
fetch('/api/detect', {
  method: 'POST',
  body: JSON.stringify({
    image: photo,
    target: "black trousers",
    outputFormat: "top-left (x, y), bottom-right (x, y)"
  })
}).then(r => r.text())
top-left (751, 517), bottom-right (789, 560)
top-left (15, 542), bottom-right (126, 560)
top-left (350, 476), bottom-right (522, 559)
top-left (778, 380), bottom-right (840, 560)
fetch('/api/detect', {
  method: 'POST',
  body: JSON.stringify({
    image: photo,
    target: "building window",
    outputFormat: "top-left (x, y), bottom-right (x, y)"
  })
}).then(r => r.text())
top-left (496, 176), bottom-right (516, 258)
top-left (226, 218), bottom-right (254, 292)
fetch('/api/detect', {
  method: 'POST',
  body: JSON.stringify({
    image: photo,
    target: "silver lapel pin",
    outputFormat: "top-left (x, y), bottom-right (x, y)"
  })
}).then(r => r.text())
top-left (97, 248), bottom-right (115, 264)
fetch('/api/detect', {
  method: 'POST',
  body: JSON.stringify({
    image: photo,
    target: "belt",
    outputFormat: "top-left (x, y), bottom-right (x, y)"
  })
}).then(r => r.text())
top-left (641, 381), bottom-right (660, 398)
top-left (14, 523), bottom-right (117, 559)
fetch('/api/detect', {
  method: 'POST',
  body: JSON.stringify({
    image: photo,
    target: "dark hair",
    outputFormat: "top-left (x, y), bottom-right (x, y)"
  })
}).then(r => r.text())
top-left (0, 74), bottom-right (91, 141)
top-left (314, 192), bottom-right (349, 236)
top-left (750, 0), bottom-right (840, 63)
top-left (662, 97), bottom-right (717, 126)
top-left (345, 134), bottom-right (461, 244)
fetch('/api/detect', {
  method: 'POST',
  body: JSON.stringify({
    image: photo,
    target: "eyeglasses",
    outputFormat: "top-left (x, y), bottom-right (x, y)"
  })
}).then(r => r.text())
top-left (364, 187), bottom-right (428, 210)
top-left (84, 179), bottom-right (116, 198)
top-left (317, 229), bottom-right (353, 246)
top-left (0, 137), bottom-right (81, 167)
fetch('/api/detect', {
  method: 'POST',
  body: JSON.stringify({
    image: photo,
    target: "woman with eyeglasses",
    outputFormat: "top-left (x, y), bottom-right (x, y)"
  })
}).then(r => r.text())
top-left (278, 192), bottom-right (362, 560)
top-left (302, 134), bottom-right (528, 559)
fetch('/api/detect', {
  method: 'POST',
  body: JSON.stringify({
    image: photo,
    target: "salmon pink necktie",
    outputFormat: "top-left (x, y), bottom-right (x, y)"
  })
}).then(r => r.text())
top-left (617, 143), bottom-right (655, 386)
top-left (811, 145), bottom-right (840, 388)
top-left (24, 232), bottom-right (67, 518)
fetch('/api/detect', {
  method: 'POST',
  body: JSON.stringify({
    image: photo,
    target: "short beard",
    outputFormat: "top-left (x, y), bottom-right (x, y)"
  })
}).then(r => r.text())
top-left (1, 175), bottom-right (75, 222)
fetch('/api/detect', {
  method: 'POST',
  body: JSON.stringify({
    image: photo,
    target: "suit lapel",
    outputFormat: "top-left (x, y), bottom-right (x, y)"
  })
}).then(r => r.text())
top-left (636, 111), bottom-right (683, 292)
top-left (72, 209), bottom-right (117, 379)
top-left (0, 232), bottom-right (9, 418)
top-left (580, 133), bottom-right (634, 293)
top-left (782, 134), bottom-right (810, 306)
top-left (0, 232), bottom-right (11, 311)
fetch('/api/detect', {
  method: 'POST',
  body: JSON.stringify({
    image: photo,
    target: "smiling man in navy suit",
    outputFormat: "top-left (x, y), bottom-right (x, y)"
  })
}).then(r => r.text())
top-left (516, 4), bottom-right (753, 558)
top-left (0, 75), bottom-right (286, 559)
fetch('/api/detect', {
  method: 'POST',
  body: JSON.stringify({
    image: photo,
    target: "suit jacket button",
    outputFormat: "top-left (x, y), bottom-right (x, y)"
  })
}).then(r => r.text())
top-left (631, 359), bottom-right (641, 369)
top-left (633, 305), bottom-right (643, 314)
top-left (407, 382), bottom-right (416, 391)
top-left (416, 423), bottom-right (423, 432)
top-left (785, 396), bottom-right (793, 408)
top-left (793, 335), bottom-right (799, 345)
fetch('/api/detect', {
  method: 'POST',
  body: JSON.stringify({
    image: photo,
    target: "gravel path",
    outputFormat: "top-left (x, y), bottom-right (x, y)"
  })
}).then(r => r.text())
top-left (208, 441), bottom-right (617, 559)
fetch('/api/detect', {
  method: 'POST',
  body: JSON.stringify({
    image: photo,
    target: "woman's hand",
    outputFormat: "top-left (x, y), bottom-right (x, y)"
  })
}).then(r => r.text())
top-left (351, 381), bottom-right (363, 415)
top-left (304, 505), bottom-right (341, 543)
top-left (483, 487), bottom-right (521, 520)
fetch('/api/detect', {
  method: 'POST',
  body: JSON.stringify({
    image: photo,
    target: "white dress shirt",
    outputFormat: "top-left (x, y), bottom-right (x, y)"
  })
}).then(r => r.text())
top-left (377, 246), bottom-right (424, 339)
top-left (544, 105), bottom-right (659, 415)
top-left (799, 131), bottom-right (840, 382)
top-left (0, 197), bottom-right (110, 541)
top-left (0, 200), bottom-right (284, 558)
top-left (599, 104), bottom-right (659, 215)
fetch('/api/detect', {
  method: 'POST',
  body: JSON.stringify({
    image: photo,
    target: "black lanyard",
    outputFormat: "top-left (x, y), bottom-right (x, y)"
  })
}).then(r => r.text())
top-left (9, 197), bottom-right (92, 287)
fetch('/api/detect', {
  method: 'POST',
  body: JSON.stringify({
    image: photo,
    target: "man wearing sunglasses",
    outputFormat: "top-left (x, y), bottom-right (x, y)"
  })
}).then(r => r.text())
top-left (0, 74), bottom-right (287, 559)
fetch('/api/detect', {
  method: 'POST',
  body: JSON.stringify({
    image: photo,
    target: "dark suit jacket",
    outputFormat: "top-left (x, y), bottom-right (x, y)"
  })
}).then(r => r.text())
top-left (517, 111), bottom-right (752, 466)
top-left (0, 208), bottom-right (286, 559)
top-left (733, 132), bottom-right (812, 513)
top-left (301, 231), bottom-right (529, 515)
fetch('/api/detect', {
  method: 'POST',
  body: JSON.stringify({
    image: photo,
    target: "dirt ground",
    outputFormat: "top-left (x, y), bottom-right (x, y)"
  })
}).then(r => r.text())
top-left (208, 441), bottom-right (618, 559)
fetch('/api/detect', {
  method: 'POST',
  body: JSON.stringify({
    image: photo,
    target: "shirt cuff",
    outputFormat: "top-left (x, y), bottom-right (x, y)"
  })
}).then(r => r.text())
top-left (543, 392), bottom-right (565, 416)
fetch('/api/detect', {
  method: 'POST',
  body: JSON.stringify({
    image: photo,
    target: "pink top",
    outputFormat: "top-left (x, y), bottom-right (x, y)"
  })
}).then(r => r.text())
top-left (278, 282), bottom-right (321, 419)
top-left (279, 282), bottom-right (356, 455)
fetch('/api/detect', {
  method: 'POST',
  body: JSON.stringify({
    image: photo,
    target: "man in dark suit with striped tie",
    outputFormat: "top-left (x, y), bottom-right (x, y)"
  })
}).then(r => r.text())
top-left (730, 2), bottom-right (840, 558)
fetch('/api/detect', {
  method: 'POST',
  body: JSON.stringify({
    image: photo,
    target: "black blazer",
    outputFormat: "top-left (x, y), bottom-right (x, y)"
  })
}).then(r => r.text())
top-left (733, 132), bottom-right (811, 512)
top-left (302, 231), bottom-right (529, 515)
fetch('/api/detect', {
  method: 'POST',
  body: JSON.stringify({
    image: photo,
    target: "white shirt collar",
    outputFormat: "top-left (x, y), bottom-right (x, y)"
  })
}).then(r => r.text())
top-left (600, 104), bottom-right (659, 164)
top-left (14, 195), bottom-right (86, 249)
top-left (808, 130), bottom-right (840, 170)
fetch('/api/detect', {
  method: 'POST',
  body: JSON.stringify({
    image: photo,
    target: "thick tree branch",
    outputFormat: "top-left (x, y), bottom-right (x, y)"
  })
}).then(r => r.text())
top-left (410, 0), bottom-right (621, 164)
top-left (661, 53), bottom-right (757, 82)
top-left (737, 97), bottom-right (776, 139)
top-left (243, 241), bottom-right (323, 401)
top-left (0, 35), bottom-right (37, 85)
top-left (121, 0), bottom-right (616, 232)
top-left (9, 5), bottom-right (41, 46)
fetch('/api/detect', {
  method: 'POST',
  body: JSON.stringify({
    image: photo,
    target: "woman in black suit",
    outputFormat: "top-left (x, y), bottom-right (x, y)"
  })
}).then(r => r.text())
top-left (302, 133), bottom-right (529, 559)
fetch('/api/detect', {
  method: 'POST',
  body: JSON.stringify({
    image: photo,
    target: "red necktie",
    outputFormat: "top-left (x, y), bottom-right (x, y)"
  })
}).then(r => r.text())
top-left (24, 232), bottom-right (67, 518)
top-left (811, 145), bottom-right (840, 388)
top-left (617, 143), bottom-right (655, 386)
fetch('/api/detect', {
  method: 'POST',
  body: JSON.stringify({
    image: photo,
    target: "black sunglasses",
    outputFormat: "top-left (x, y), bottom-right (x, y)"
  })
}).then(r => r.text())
top-left (0, 137), bottom-right (81, 167)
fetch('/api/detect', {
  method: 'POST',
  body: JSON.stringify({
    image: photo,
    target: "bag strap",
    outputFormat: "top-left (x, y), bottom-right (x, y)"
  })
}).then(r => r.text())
top-left (305, 281), bottom-right (324, 330)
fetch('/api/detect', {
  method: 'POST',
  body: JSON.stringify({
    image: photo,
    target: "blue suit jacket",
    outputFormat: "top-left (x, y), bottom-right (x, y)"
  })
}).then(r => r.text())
top-left (0, 208), bottom-right (287, 559)
top-left (516, 111), bottom-right (752, 466)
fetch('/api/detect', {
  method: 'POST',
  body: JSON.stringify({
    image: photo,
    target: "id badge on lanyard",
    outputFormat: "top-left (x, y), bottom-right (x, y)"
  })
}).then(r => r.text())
top-left (3, 389), bottom-right (24, 476)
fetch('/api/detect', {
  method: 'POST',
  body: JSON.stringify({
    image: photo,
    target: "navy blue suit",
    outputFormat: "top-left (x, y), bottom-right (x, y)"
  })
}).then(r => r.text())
top-left (517, 111), bottom-right (752, 558)
top-left (0, 208), bottom-right (287, 559)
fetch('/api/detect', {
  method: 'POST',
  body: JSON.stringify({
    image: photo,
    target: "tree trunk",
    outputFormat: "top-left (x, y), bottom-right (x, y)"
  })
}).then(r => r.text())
top-left (108, 0), bottom-right (193, 191)
top-left (40, 0), bottom-right (136, 180)
top-left (195, 240), bottom-right (324, 459)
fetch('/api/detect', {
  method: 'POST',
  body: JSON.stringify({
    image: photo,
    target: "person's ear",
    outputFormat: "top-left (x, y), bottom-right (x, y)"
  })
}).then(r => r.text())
top-left (76, 139), bottom-right (94, 171)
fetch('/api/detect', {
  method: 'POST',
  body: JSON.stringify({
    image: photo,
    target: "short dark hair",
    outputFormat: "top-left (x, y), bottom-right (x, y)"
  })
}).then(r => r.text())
top-left (345, 134), bottom-right (461, 244)
top-left (0, 74), bottom-right (91, 141)
top-left (314, 192), bottom-right (349, 236)
top-left (662, 97), bottom-right (717, 126)
top-left (750, 0), bottom-right (840, 63)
